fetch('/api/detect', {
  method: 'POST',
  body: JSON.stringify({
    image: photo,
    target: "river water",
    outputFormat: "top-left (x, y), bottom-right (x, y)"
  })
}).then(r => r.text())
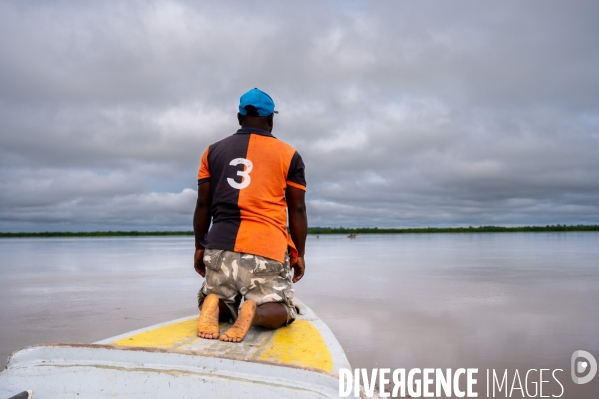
top-left (1, 233), bottom-right (598, 397)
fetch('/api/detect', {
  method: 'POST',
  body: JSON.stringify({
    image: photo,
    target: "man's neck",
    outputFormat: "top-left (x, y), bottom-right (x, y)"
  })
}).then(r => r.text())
top-left (241, 124), bottom-right (271, 132)
top-left (236, 127), bottom-right (273, 137)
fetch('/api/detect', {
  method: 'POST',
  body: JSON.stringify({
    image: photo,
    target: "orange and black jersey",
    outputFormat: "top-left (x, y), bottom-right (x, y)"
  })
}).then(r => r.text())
top-left (197, 128), bottom-right (306, 263)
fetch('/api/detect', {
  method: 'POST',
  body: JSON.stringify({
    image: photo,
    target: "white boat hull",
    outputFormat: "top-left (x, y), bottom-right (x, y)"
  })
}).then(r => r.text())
top-left (1, 299), bottom-right (375, 398)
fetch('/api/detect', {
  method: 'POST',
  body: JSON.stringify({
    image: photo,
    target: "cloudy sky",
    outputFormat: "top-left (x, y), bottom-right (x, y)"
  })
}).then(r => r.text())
top-left (1, 1), bottom-right (598, 232)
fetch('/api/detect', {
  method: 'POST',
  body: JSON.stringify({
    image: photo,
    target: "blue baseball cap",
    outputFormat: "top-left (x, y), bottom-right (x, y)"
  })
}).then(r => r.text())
top-left (239, 88), bottom-right (278, 117)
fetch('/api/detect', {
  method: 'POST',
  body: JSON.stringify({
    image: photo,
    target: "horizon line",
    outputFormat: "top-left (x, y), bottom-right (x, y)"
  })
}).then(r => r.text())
top-left (1, 224), bottom-right (598, 237)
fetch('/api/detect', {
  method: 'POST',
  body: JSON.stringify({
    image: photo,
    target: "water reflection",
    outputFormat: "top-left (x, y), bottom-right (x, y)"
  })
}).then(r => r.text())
top-left (1, 233), bottom-right (598, 397)
top-left (295, 233), bottom-right (599, 397)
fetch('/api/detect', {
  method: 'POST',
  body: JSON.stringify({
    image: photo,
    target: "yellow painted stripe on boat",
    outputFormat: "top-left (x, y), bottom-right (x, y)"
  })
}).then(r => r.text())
top-left (174, 336), bottom-right (200, 349)
top-left (254, 319), bottom-right (333, 372)
top-left (111, 318), bottom-right (198, 349)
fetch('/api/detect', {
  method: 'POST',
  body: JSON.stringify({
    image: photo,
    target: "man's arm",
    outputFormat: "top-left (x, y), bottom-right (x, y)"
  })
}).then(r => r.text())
top-left (193, 182), bottom-right (212, 277)
top-left (286, 185), bottom-right (307, 283)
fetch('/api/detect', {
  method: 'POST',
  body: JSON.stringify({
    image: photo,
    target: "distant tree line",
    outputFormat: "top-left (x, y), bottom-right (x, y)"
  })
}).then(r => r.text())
top-left (1, 225), bottom-right (598, 238)
top-left (0, 231), bottom-right (194, 238)
top-left (307, 225), bottom-right (599, 234)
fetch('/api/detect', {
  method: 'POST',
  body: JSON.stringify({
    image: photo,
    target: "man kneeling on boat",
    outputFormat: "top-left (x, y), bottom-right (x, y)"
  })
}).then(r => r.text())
top-left (193, 88), bottom-right (307, 343)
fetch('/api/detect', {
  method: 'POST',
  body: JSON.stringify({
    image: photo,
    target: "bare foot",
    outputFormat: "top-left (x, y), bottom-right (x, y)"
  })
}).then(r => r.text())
top-left (220, 300), bottom-right (256, 343)
top-left (197, 294), bottom-right (220, 339)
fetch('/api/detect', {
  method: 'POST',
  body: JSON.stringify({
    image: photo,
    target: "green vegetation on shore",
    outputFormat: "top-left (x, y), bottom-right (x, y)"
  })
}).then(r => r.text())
top-left (1, 225), bottom-right (598, 238)
top-left (307, 225), bottom-right (599, 234)
top-left (0, 231), bottom-right (193, 238)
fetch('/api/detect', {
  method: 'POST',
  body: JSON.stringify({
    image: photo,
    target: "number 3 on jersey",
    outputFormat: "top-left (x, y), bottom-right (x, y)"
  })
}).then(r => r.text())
top-left (227, 158), bottom-right (253, 189)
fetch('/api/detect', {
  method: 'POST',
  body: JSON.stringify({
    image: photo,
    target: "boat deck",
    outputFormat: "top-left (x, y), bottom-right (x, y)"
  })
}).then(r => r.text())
top-left (96, 298), bottom-right (349, 374)
top-left (0, 299), bottom-right (366, 398)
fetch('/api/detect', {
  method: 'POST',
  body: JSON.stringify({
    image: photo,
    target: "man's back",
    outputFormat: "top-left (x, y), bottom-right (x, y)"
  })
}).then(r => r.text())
top-left (197, 127), bottom-right (305, 263)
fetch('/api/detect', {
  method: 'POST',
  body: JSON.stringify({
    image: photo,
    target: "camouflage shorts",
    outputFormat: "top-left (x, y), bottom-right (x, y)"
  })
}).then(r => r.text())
top-left (197, 249), bottom-right (296, 325)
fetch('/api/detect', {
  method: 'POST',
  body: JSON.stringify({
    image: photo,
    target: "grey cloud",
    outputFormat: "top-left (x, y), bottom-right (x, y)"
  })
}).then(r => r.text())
top-left (0, 168), bottom-right (147, 207)
top-left (0, 186), bottom-right (197, 231)
top-left (1, 1), bottom-right (598, 231)
top-left (0, 103), bottom-right (230, 168)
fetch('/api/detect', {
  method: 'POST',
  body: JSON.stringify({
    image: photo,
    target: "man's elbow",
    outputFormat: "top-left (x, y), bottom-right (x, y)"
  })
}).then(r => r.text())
top-left (192, 210), bottom-right (200, 229)
top-left (290, 205), bottom-right (307, 217)
top-left (196, 200), bottom-right (209, 209)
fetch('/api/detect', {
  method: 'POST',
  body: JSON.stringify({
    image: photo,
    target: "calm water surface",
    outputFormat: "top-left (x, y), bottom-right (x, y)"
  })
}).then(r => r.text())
top-left (1, 233), bottom-right (598, 397)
